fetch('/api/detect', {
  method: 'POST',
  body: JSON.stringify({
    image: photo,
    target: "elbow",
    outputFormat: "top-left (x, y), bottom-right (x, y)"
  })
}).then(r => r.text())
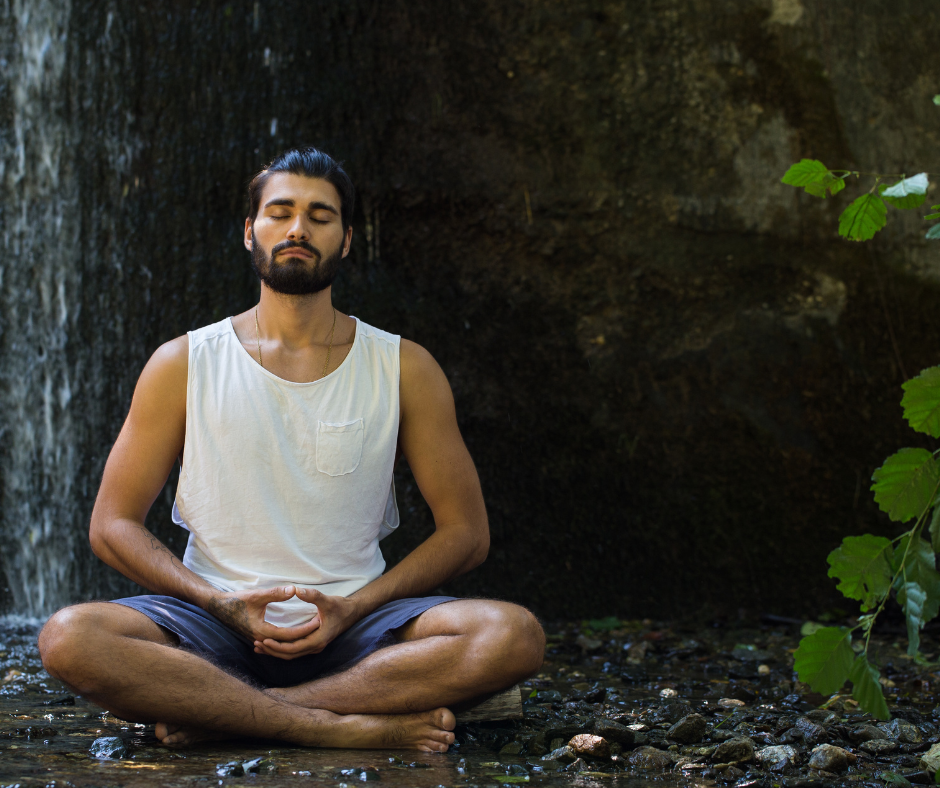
top-left (88, 515), bottom-right (113, 560)
top-left (468, 531), bottom-right (490, 571)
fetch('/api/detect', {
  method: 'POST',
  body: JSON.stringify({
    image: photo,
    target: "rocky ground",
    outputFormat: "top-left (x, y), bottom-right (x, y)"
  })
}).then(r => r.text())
top-left (2, 614), bottom-right (940, 787)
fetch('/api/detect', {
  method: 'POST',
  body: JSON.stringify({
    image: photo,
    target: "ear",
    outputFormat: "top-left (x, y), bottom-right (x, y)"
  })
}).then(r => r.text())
top-left (341, 226), bottom-right (353, 258)
top-left (244, 218), bottom-right (253, 251)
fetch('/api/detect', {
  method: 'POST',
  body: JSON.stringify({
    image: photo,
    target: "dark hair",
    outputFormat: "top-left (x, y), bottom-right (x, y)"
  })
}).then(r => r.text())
top-left (248, 147), bottom-right (355, 232)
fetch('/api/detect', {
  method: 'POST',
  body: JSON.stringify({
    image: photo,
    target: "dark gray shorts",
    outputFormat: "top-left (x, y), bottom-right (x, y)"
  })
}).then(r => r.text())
top-left (112, 594), bottom-right (456, 688)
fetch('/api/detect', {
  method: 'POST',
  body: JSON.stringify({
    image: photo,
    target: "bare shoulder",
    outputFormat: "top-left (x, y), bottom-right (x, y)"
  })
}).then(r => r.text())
top-left (133, 334), bottom-right (189, 411)
top-left (400, 338), bottom-right (454, 409)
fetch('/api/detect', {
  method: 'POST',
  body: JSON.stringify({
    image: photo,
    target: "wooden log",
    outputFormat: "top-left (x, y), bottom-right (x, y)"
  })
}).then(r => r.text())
top-left (455, 684), bottom-right (523, 723)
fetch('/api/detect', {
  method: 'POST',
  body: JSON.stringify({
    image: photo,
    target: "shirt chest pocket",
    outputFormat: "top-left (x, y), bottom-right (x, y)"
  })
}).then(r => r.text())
top-left (316, 419), bottom-right (364, 476)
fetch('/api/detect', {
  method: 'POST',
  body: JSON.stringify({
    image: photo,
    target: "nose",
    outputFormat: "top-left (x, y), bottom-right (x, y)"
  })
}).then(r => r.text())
top-left (286, 214), bottom-right (310, 241)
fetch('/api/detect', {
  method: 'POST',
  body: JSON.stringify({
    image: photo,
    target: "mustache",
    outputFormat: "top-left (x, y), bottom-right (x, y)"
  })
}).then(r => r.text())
top-left (272, 240), bottom-right (320, 259)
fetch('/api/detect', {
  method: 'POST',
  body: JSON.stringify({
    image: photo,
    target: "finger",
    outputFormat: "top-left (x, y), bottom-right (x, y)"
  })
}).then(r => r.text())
top-left (255, 615), bottom-right (321, 642)
top-left (250, 584), bottom-right (298, 603)
top-left (259, 632), bottom-right (326, 655)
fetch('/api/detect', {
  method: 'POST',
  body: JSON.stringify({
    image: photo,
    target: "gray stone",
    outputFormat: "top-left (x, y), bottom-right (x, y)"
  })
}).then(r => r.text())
top-left (794, 717), bottom-right (828, 745)
top-left (628, 746), bottom-right (675, 770)
top-left (849, 723), bottom-right (888, 742)
top-left (711, 737), bottom-right (756, 764)
top-left (542, 745), bottom-right (577, 764)
top-left (216, 762), bottom-right (245, 777)
top-left (89, 737), bottom-right (126, 760)
top-left (808, 744), bottom-right (855, 772)
top-left (668, 713), bottom-right (707, 744)
top-left (882, 718), bottom-right (924, 744)
top-left (859, 739), bottom-right (897, 755)
top-left (593, 718), bottom-right (636, 745)
top-left (755, 744), bottom-right (798, 772)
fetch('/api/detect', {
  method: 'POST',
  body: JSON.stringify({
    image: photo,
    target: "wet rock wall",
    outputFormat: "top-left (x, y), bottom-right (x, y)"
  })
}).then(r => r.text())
top-left (1, 0), bottom-right (939, 618)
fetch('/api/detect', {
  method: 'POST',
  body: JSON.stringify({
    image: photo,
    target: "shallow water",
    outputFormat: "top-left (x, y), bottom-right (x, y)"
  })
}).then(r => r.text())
top-left (3, 614), bottom-right (939, 787)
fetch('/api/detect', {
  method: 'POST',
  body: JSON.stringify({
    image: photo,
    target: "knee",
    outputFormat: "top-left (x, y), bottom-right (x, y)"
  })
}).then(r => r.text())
top-left (38, 604), bottom-right (105, 684)
top-left (477, 603), bottom-right (545, 677)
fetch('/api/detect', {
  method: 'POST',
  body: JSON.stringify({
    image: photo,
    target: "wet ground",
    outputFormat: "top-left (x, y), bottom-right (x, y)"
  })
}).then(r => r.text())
top-left (2, 614), bottom-right (940, 788)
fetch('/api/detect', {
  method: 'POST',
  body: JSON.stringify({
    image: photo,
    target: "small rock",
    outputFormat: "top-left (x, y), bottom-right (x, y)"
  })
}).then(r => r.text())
top-left (758, 664), bottom-right (771, 675)
top-left (795, 716), bottom-right (828, 745)
top-left (668, 713), bottom-right (707, 744)
top-left (216, 761), bottom-right (244, 777)
top-left (659, 688), bottom-right (677, 698)
top-left (711, 737), bottom-right (755, 764)
top-left (89, 737), bottom-right (126, 760)
top-left (568, 734), bottom-right (610, 760)
top-left (242, 758), bottom-right (278, 775)
top-left (850, 723), bottom-right (888, 742)
top-left (756, 744), bottom-right (798, 772)
top-left (628, 746), bottom-right (675, 770)
top-left (542, 745), bottom-right (577, 764)
top-left (535, 690), bottom-right (562, 702)
top-left (43, 695), bottom-right (75, 706)
top-left (804, 709), bottom-right (839, 727)
top-left (575, 634), bottom-right (603, 652)
top-left (710, 729), bottom-right (736, 741)
top-left (565, 757), bottom-right (589, 772)
top-left (808, 744), bottom-right (855, 772)
top-left (593, 719), bottom-right (635, 745)
top-left (920, 742), bottom-right (940, 775)
top-left (717, 698), bottom-right (746, 709)
top-left (860, 739), bottom-right (897, 755)
top-left (717, 764), bottom-right (746, 780)
top-left (884, 718), bottom-right (924, 745)
top-left (499, 742), bottom-right (523, 755)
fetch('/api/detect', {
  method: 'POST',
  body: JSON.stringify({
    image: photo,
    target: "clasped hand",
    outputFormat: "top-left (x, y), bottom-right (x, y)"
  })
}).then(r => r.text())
top-left (207, 585), bottom-right (360, 660)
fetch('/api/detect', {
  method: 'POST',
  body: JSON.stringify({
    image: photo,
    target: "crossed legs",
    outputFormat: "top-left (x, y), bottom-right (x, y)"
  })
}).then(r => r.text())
top-left (37, 599), bottom-right (544, 750)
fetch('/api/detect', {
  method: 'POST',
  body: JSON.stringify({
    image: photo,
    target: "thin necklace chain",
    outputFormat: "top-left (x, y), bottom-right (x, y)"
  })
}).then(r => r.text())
top-left (255, 306), bottom-right (337, 378)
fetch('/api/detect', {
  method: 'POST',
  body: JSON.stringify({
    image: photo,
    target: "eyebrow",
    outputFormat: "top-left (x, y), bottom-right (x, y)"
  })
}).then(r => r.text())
top-left (264, 198), bottom-right (339, 216)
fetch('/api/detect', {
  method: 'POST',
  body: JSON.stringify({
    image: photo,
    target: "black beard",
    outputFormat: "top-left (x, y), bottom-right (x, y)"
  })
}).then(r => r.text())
top-left (250, 232), bottom-right (343, 295)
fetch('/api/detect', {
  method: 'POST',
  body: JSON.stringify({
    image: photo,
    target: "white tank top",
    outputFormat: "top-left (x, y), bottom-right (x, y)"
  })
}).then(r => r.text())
top-left (173, 316), bottom-right (401, 627)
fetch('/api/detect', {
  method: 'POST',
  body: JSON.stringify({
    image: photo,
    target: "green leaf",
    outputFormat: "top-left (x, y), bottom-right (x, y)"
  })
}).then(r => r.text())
top-left (934, 95), bottom-right (940, 106)
top-left (839, 194), bottom-right (888, 241)
top-left (848, 654), bottom-right (890, 720)
top-left (801, 621), bottom-right (826, 636)
top-left (927, 224), bottom-right (940, 240)
top-left (897, 581), bottom-right (927, 656)
top-left (924, 213), bottom-right (940, 221)
top-left (871, 448), bottom-right (940, 522)
top-left (881, 174), bottom-right (929, 210)
top-left (827, 535), bottom-right (894, 611)
top-left (879, 771), bottom-right (912, 788)
top-left (794, 627), bottom-right (854, 695)
top-left (782, 159), bottom-right (830, 187)
top-left (893, 534), bottom-right (940, 622)
top-left (805, 174), bottom-right (846, 199)
top-left (901, 367), bottom-right (940, 437)
top-left (930, 506), bottom-right (940, 553)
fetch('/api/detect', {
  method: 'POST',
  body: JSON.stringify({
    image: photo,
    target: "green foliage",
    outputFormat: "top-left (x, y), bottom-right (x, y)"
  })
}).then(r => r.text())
top-left (849, 655), bottom-right (891, 720)
top-left (793, 627), bottom-right (854, 695)
top-left (927, 224), bottom-right (940, 240)
top-left (902, 368), bottom-right (940, 438)
top-left (839, 194), bottom-right (888, 241)
top-left (827, 536), bottom-right (894, 611)
top-left (581, 616), bottom-right (622, 633)
top-left (871, 448), bottom-right (940, 522)
top-left (781, 158), bottom-right (934, 240)
top-left (879, 771), bottom-right (913, 788)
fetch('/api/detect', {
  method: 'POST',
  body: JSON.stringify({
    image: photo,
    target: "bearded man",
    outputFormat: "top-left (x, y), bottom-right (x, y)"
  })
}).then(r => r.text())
top-left (38, 147), bottom-right (545, 751)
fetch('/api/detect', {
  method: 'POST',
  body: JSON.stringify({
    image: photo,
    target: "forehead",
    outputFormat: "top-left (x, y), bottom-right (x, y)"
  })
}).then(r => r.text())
top-left (258, 172), bottom-right (342, 211)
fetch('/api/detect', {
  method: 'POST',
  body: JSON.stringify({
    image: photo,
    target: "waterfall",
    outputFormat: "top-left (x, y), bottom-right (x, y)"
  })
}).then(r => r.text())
top-left (0, 0), bottom-right (81, 616)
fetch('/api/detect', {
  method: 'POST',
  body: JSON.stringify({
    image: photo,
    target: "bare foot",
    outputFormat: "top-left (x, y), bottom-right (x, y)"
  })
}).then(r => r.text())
top-left (154, 721), bottom-right (230, 747)
top-left (312, 707), bottom-right (457, 751)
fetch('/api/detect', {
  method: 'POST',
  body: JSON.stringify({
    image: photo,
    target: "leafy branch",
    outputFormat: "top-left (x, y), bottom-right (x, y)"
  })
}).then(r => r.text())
top-left (794, 369), bottom-right (940, 719)
top-left (780, 160), bottom-right (938, 242)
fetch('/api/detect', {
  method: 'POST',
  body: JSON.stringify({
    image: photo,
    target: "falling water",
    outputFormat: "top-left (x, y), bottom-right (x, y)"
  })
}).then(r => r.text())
top-left (0, 0), bottom-right (81, 616)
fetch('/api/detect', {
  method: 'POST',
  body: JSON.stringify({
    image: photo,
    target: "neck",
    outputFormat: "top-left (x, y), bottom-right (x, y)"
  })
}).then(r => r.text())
top-left (256, 285), bottom-right (335, 349)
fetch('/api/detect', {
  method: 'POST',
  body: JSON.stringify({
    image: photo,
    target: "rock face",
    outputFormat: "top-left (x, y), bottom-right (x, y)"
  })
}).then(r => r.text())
top-left (2, 1), bottom-right (940, 617)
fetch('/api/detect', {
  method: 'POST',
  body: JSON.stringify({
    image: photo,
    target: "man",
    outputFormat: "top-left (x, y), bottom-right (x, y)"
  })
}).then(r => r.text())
top-left (38, 147), bottom-right (545, 752)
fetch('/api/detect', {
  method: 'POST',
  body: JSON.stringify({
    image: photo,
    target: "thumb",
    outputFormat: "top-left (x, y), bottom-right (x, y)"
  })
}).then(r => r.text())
top-left (257, 585), bottom-right (296, 602)
top-left (296, 587), bottom-right (326, 606)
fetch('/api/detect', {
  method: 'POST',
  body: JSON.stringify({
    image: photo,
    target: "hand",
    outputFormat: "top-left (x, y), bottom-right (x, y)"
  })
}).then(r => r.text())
top-left (253, 588), bottom-right (363, 660)
top-left (205, 586), bottom-right (320, 645)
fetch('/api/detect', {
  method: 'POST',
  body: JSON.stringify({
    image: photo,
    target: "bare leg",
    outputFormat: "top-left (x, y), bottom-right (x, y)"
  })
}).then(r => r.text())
top-left (38, 603), bottom-right (455, 751)
top-left (270, 600), bottom-right (545, 714)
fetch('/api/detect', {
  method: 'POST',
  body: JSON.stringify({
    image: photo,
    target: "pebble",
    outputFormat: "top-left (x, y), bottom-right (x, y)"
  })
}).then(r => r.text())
top-left (808, 744), bottom-right (855, 772)
top-left (920, 742), bottom-right (940, 775)
top-left (568, 733), bottom-right (610, 759)
top-left (593, 718), bottom-right (635, 745)
top-left (794, 716), bottom-right (828, 745)
top-left (885, 718), bottom-right (924, 744)
top-left (849, 723), bottom-right (888, 742)
top-left (668, 713), bottom-right (707, 743)
top-left (542, 745), bottom-right (577, 764)
top-left (628, 746), bottom-right (675, 770)
top-left (712, 736), bottom-right (755, 763)
top-left (717, 698), bottom-right (746, 709)
top-left (860, 739), bottom-right (897, 755)
top-left (89, 736), bottom-right (126, 759)
top-left (756, 744), bottom-right (798, 772)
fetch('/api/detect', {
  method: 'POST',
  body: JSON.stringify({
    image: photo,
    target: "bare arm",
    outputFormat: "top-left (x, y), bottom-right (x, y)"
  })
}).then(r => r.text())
top-left (90, 337), bottom-right (317, 643)
top-left (258, 339), bottom-right (489, 657)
